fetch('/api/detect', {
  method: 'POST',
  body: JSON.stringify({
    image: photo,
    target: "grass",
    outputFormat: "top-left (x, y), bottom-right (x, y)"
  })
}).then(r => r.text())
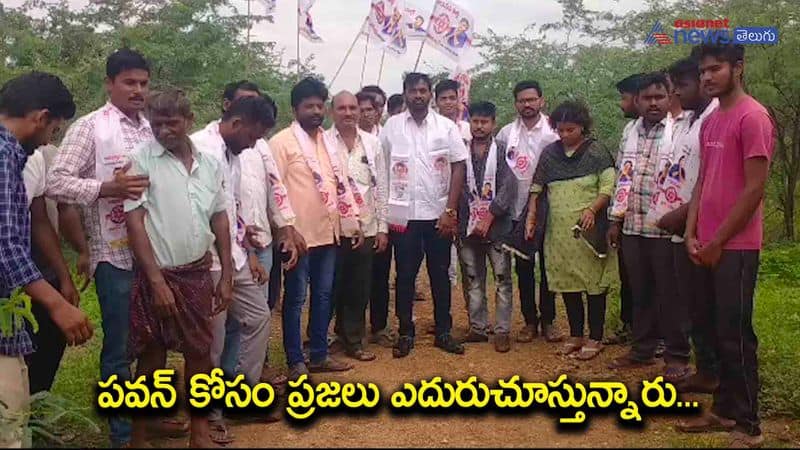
top-left (42, 244), bottom-right (800, 447)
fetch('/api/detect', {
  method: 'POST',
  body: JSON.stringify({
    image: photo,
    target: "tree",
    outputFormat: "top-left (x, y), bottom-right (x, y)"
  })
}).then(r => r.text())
top-left (0, 0), bottom-right (309, 128)
top-left (472, 0), bottom-right (800, 241)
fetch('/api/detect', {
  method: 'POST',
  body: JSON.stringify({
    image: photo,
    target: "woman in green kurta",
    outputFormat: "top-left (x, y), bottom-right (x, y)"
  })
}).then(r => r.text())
top-left (524, 101), bottom-right (616, 360)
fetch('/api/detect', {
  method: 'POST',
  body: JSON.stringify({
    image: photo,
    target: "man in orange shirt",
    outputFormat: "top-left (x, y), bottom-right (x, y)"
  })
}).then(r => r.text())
top-left (270, 78), bottom-right (362, 380)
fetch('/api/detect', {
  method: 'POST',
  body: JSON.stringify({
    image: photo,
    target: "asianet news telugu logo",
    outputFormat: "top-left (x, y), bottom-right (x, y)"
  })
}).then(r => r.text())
top-left (644, 19), bottom-right (778, 45)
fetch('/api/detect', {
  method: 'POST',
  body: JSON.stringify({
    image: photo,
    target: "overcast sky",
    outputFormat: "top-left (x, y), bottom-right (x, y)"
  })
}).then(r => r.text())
top-left (5, 0), bottom-right (643, 94)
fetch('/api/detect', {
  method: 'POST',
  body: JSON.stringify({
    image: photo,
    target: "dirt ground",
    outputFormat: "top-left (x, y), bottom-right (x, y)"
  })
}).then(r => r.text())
top-left (154, 270), bottom-right (800, 448)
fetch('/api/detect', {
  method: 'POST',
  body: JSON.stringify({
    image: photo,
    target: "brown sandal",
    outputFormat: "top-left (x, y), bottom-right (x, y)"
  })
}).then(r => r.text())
top-left (208, 419), bottom-right (235, 446)
top-left (572, 340), bottom-right (604, 360)
top-left (346, 349), bottom-right (377, 362)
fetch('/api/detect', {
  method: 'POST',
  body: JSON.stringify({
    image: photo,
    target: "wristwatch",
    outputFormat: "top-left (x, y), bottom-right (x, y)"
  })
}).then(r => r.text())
top-left (445, 208), bottom-right (457, 218)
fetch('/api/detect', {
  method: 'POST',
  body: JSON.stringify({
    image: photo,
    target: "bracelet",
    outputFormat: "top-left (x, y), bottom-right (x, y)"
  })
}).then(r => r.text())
top-left (585, 206), bottom-right (596, 215)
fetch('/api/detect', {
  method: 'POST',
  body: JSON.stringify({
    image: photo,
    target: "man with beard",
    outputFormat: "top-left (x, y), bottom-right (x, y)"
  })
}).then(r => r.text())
top-left (125, 89), bottom-right (233, 448)
top-left (496, 80), bottom-right (561, 344)
top-left (379, 72), bottom-right (468, 358)
top-left (607, 73), bottom-right (691, 384)
top-left (0, 71), bottom-right (92, 449)
top-left (270, 77), bottom-right (360, 380)
top-left (191, 96), bottom-right (284, 443)
top-left (48, 49), bottom-right (185, 447)
top-left (657, 57), bottom-right (719, 395)
top-left (457, 101), bottom-right (516, 352)
top-left (602, 73), bottom-right (643, 347)
top-left (677, 44), bottom-right (774, 448)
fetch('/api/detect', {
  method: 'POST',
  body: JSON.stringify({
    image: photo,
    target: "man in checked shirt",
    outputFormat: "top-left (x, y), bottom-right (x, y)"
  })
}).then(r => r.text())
top-left (0, 72), bottom-right (92, 449)
top-left (47, 49), bottom-right (187, 447)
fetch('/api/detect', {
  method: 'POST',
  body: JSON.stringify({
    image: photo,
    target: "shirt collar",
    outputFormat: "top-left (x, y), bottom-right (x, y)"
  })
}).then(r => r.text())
top-left (0, 125), bottom-right (26, 162)
top-left (152, 139), bottom-right (202, 170)
top-left (518, 115), bottom-right (546, 132)
top-left (403, 109), bottom-right (432, 127)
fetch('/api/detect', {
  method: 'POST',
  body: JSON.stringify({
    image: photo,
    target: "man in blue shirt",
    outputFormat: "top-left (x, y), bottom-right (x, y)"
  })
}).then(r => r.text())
top-left (0, 72), bottom-right (92, 448)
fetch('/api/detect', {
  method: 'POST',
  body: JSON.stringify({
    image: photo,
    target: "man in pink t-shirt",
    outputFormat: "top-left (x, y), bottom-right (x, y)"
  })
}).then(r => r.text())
top-left (680, 44), bottom-right (774, 447)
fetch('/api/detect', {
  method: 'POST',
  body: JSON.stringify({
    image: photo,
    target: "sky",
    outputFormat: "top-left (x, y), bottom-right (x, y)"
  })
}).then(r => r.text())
top-left (5, 0), bottom-right (644, 95)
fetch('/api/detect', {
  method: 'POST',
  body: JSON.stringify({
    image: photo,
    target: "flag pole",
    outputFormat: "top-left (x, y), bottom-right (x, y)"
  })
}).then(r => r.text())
top-left (296, 0), bottom-right (301, 78)
top-left (329, 18), bottom-right (366, 89)
top-left (245, 0), bottom-right (252, 72)
top-left (413, 40), bottom-right (425, 72)
top-left (360, 30), bottom-right (371, 87)
top-left (377, 48), bottom-right (386, 85)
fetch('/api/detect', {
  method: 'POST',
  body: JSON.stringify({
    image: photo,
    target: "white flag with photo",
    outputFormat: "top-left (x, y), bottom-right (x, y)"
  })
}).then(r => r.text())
top-left (404, 2), bottom-right (430, 40)
top-left (426, 0), bottom-right (474, 61)
top-left (299, 0), bottom-right (323, 43)
top-left (368, 0), bottom-right (408, 55)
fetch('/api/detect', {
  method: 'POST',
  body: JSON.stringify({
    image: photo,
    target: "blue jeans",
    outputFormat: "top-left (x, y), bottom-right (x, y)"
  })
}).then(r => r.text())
top-left (282, 245), bottom-right (337, 367)
top-left (94, 263), bottom-right (133, 447)
top-left (257, 245), bottom-right (274, 302)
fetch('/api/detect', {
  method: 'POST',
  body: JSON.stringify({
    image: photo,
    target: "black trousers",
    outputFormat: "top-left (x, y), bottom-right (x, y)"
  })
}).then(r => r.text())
top-left (562, 292), bottom-right (607, 341)
top-left (391, 220), bottom-right (452, 338)
top-left (674, 242), bottom-right (719, 375)
top-left (697, 250), bottom-right (761, 436)
top-left (514, 248), bottom-right (555, 328)
top-left (334, 237), bottom-right (375, 351)
top-left (24, 276), bottom-right (67, 394)
top-left (621, 235), bottom-right (690, 364)
top-left (268, 243), bottom-right (282, 310)
top-left (618, 244), bottom-right (634, 327)
top-left (369, 241), bottom-right (393, 333)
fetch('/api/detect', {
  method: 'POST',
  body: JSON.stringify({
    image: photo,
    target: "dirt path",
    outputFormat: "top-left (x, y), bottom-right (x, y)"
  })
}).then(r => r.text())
top-left (155, 272), bottom-right (800, 448)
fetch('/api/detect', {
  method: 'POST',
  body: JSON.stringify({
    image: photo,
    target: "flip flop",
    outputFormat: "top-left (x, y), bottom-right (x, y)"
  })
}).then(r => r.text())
top-left (146, 418), bottom-right (189, 439)
top-left (209, 419), bottom-right (235, 446)
top-left (572, 341), bottom-right (604, 360)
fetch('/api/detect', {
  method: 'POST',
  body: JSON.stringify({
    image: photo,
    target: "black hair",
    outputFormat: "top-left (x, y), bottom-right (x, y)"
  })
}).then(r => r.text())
top-left (668, 58), bottom-right (700, 82)
top-left (0, 71), bottom-right (76, 120)
top-left (615, 73), bottom-right (645, 95)
top-left (636, 72), bottom-right (670, 94)
top-left (291, 77), bottom-right (328, 109)
top-left (387, 94), bottom-right (404, 111)
top-left (356, 91), bottom-right (378, 108)
top-left (403, 72), bottom-right (432, 92)
top-left (361, 85), bottom-right (387, 104)
top-left (106, 48), bottom-right (150, 80)
top-left (468, 101), bottom-right (496, 119)
top-left (548, 100), bottom-right (592, 135)
top-left (223, 80), bottom-right (261, 101)
top-left (693, 44), bottom-right (745, 67)
top-left (435, 79), bottom-right (460, 99)
top-left (513, 80), bottom-right (542, 99)
top-left (222, 96), bottom-right (276, 129)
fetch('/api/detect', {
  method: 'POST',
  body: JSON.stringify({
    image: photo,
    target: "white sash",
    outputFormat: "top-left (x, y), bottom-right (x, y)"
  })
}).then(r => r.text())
top-left (645, 100), bottom-right (719, 226)
top-left (466, 140), bottom-right (498, 236)
top-left (609, 114), bottom-right (675, 219)
top-left (505, 116), bottom-right (550, 180)
top-left (93, 105), bottom-right (151, 251)
top-left (291, 122), bottom-right (362, 236)
top-left (386, 115), bottom-right (452, 232)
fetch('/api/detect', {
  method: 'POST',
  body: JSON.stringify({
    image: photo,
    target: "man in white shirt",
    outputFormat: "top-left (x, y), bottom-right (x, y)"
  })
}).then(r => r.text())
top-left (495, 80), bottom-right (561, 344)
top-left (327, 91), bottom-right (389, 361)
top-left (379, 72), bottom-right (468, 358)
top-left (357, 91), bottom-right (382, 136)
top-left (659, 57), bottom-right (719, 394)
top-left (221, 81), bottom-right (303, 389)
top-left (435, 79), bottom-right (470, 289)
top-left (191, 96), bottom-right (294, 443)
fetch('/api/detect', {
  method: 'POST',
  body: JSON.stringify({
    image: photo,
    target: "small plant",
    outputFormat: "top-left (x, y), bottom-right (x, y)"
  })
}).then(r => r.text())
top-left (0, 288), bottom-right (38, 338)
top-left (26, 390), bottom-right (101, 447)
